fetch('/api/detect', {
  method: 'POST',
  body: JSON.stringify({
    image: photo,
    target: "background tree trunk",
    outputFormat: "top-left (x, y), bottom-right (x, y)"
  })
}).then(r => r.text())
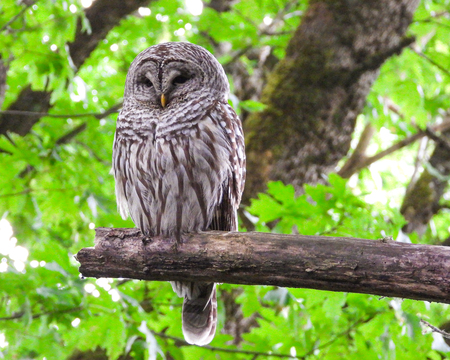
top-left (243, 0), bottom-right (419, 201)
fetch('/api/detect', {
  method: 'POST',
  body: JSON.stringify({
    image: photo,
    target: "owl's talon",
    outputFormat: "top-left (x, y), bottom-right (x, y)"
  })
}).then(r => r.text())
top-left (142, 236), bottom-right (152, 245)
top-left (175, 233), bottom-right (187, 245)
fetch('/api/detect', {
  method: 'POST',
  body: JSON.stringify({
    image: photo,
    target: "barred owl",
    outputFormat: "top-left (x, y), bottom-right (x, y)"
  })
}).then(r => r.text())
top-left (112, 42), bottom-right (245, 346)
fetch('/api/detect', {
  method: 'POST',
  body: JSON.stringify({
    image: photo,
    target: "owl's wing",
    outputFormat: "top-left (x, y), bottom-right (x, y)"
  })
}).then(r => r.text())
top-left (112, 130), bottom-right (130, 221)
top-left (209, 102), bottom-right (246, 232)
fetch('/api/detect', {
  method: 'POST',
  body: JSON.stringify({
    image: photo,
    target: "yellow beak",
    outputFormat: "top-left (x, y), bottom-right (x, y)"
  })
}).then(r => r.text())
top-left (161, 94), bottom-right (167, 108)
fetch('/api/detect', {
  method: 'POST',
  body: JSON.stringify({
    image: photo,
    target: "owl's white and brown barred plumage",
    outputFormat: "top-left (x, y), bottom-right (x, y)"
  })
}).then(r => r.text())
top-left (112, 42), bottom-right (245, 345)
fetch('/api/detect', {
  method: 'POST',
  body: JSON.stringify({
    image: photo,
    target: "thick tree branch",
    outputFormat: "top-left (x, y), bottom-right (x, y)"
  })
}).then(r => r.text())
top-left (76, 228), bottom-right (450, 304)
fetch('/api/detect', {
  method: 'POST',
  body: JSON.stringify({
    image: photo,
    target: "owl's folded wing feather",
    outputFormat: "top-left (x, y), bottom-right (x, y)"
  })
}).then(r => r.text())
top-left (209, 102), bottom-right (246, 232)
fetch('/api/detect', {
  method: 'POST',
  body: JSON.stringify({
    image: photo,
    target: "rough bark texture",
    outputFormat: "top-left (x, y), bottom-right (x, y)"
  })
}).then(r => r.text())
top-left (243, 0), bottom-right (419, 201)
top-left (76, 228), bottom-right (450, 304)
top-left (0, 0), bottom-right (151, 136)
top-left (401, 128), bottom-right (450, 235)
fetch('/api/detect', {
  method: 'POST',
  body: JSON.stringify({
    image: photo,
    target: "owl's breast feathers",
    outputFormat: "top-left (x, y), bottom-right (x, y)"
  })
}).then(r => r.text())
top-left (113, 100), bottom-right (245, 237)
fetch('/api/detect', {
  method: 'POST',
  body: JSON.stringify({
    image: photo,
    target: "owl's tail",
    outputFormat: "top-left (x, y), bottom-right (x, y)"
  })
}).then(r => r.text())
top-left (171, 281), bottom-right (217, 346)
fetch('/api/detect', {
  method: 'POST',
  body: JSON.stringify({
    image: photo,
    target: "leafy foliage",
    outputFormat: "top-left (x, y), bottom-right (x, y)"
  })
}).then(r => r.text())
top-left (0, 0), bottom-right (450, 359)
top-left (248, 175), bottom-right (405, 238)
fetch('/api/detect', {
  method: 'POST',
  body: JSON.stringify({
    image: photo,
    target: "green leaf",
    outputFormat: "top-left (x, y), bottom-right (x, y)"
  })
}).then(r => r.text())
top-left (63, 314), bottom-right (126, 359)
top-left (239, 99), bottom-right (267, 113)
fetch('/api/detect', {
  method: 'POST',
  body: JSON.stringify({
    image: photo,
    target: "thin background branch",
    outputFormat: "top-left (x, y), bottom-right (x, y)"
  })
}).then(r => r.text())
top-left (0, 0), bottom-right (37, 33)
top-left (421, 320), bottom-right (450, 340)
top-left (0, 103), bottom-right (121, 120)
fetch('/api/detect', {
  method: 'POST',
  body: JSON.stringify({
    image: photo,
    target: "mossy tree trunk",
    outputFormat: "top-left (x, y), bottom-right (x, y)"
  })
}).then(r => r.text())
top-left (243, 0), bottom-right (419, 201)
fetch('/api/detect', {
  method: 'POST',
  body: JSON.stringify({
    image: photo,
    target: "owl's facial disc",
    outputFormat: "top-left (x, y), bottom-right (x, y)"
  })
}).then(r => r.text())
top-left (160, 61), bottom-right (200, 107)
top-left (131, 61), bottom-right (161, 106)
top-left (131, 59), bottom-right (202, 108)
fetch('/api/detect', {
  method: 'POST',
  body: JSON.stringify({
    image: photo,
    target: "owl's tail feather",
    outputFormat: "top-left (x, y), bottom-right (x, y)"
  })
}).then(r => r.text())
top-left (172, 281), bottom-right (217, 346)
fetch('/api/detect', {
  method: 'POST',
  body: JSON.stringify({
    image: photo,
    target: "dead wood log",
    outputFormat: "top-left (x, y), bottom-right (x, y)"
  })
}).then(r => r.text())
top-left (76, 228), bottom-right (450, 304)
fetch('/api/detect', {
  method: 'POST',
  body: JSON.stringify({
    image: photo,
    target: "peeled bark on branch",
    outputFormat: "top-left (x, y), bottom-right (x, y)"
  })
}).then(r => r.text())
top-left (76, 228), bottom-right (450, 304)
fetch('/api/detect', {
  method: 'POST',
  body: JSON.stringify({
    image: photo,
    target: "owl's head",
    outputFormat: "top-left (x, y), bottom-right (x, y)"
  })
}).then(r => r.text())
top-left (124, 42), bottom-right (229, 109)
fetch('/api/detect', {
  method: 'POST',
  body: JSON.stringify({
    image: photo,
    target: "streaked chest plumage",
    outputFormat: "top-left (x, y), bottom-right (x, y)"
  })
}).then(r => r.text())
top-left (113, 100), bottom-right (240, 237)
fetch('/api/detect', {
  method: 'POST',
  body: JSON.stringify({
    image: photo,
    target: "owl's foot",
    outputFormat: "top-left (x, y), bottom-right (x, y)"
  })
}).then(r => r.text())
top-left (141, 235), bottom-right (152, 245)
top-left (172, 232), bottom-right (188, 252)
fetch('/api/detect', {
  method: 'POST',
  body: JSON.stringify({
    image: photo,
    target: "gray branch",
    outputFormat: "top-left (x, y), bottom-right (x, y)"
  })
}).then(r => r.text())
top-left (76, 228), bottom-right (450, 304)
